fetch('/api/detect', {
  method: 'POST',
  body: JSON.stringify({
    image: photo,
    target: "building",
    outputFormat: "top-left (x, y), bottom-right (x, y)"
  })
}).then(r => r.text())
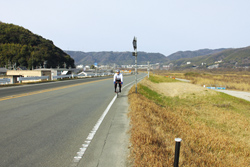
top-left (6, 69), bottom-right (51, 83)
top-left (76, 65), bottom-right (84, 69)
top-left (0, 68), bottom-right (7, 75)
top-left (208, 64), bottom-right (219, 69)
top-left (5, 68), bottom-right (80, 83)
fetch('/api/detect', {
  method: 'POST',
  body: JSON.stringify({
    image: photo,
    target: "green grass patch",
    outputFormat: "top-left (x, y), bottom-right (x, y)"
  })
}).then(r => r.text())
top-left (138, 84), bottom-right (166, 106)
top-left (138, 84), bottom-right (187, 108)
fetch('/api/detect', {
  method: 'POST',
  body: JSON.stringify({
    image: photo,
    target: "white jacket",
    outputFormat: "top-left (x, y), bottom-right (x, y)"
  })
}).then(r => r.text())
top-left (113, 73), bottom-right (123, 83)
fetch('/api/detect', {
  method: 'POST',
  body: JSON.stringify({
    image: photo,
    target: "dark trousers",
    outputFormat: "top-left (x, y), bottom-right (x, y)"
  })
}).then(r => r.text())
top-left (114, 80), bottom-right (122, 92)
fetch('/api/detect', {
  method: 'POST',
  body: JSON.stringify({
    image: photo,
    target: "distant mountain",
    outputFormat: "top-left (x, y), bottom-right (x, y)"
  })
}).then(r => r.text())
top-left (1, 22), bottom-right (249, 70)
top-left (0, 22), bottom-right (75, 69)
top-left (170, 46), bottom-right (250, 68)
top-left (66, 46), bottom-right (250, 69)
top-left (197, 46), bottom-right (250, 67)
top-left (65, 51), bottom-right (168, 65)
top-left (167, 48), bottom-right (227, 61)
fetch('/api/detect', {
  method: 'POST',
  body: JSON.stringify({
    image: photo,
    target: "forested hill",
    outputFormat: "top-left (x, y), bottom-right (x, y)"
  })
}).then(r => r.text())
top-left (65, 51), bottom-right (168, 65)
top-left (170, 46), bottom-right (250, 68)
top-left (167, 48), bottom-right (227, 61)
top-left (0, 22), bottom-right (75, 69)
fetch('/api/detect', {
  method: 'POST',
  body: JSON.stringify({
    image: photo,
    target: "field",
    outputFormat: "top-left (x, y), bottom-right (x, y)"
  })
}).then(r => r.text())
top-left (154, 70), bottom-right (250, 92)
top-left (128, 74), bottom-right (250, 166)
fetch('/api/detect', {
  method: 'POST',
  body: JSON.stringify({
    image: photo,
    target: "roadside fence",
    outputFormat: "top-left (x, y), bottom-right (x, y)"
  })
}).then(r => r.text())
top-left (17, 76), bottom-right (49, 83)
top-left (2, 72), bottom-right (131, 84)
top-left (0, 78), bottom-right (11, 84)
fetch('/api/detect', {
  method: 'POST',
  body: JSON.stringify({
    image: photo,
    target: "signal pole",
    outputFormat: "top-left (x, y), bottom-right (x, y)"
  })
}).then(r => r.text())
top-left (132, 37), bottom-right (137, 93)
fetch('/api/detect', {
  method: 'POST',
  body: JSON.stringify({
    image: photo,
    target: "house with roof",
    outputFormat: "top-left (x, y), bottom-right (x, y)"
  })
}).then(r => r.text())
top-left (0, 68), bottom-right (7, 75)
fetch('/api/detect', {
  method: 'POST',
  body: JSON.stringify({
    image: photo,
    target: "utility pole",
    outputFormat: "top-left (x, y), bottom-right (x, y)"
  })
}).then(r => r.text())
top-left (132, 37), bottom-right (137, 93)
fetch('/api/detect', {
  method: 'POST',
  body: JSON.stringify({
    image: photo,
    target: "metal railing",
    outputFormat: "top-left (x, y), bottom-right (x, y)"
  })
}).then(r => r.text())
top-left (52, 74), bottom-right (76, 80)
top-left (0, 78), bottom-right (11, 84)
top-left (17, 76), bottom-right (49, 83)
top-left (2, 72), bottom-right (131, 84)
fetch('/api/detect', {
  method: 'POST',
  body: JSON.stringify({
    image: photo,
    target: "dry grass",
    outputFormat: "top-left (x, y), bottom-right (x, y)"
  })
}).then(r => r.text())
top-left (128, 75), bottom-right (250, 167)
top-left (154, 71), bottom-right (250, 91)
top-left (140, 79), bottom-right (217, 98)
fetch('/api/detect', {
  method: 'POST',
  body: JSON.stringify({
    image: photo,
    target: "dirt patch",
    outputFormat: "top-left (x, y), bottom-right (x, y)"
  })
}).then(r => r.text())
top-left (140, 78), bottom-right (217, 98)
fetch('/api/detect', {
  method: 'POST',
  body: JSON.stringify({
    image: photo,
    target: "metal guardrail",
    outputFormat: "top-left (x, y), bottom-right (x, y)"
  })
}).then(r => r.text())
top-left (17, 76), bottom-right (49, 83)
top-left (52, 74), bottom-right (94, 79)
top-left (0, 78), bottom-right (11, 84)
top-left (52, 74), bottom-right (75, 80)
top-left (2, 72), bottom-right (131, 84)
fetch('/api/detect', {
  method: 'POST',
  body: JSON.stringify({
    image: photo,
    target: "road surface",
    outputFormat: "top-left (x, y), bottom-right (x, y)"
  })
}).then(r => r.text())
top-left (0, 74), bottom-right (145, 167)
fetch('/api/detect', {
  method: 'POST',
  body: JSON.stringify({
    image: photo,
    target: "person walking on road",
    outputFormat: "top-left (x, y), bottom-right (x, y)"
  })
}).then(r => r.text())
top-left (114, 69), bottom-right (123, 93)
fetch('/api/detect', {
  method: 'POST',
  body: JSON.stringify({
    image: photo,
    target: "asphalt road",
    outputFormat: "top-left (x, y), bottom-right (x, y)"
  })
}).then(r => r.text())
top-left (0, 76), bottom-right (112, 98)
top-left (0, 74), bottom-right (146, 167)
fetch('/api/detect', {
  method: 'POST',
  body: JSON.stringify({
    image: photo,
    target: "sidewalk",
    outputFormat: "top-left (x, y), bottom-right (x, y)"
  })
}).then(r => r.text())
top-left (95, 85), bottom-right (132, 167)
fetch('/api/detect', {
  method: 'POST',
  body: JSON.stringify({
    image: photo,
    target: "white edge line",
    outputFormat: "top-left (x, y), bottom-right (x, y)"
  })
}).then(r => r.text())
top-left (70, 75), bottom-right (146, 167)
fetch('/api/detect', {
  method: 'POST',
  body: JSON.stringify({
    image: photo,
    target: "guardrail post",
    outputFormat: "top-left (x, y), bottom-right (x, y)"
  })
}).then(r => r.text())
top-left (174, 138), bottom-right (182, 167)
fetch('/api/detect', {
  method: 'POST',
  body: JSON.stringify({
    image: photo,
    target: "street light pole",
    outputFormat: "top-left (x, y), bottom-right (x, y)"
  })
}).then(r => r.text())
top-left (133, 37), bottom-right (137, 93)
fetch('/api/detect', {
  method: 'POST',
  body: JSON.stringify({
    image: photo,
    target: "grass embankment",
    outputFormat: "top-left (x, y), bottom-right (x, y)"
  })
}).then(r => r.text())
top-left (155, 71), bottom-right (250, 91)
top-left (128, 74), bottom-right (250, 166)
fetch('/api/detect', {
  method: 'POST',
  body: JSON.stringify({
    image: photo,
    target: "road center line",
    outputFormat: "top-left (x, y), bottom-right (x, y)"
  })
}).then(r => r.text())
top-left (0, 78), bottom-right (111, 102)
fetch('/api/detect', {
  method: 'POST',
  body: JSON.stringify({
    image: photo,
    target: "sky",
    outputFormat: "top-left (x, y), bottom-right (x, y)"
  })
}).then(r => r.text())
top-left (1, 0), bottom-right (250, 57)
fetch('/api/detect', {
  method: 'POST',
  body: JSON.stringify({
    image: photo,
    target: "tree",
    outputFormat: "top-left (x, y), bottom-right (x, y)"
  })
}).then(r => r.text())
top-left (0, 23), bottom-right (75, 68)
top-left (90, 65), bottom-right (96, 69)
